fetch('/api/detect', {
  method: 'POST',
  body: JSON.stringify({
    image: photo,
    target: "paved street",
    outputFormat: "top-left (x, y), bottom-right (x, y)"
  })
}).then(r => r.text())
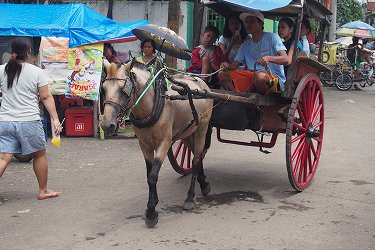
top-left (1, 86), bottom-right (375, 249)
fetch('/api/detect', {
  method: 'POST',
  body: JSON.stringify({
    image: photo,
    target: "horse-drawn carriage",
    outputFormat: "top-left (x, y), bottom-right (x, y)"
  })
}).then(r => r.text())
top-left (168, 0), bottom-right (331, 191)
top-left (101, 0), bottom-right (331, 227)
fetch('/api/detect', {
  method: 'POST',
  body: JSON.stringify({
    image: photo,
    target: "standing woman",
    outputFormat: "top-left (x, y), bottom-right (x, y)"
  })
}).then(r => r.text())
top-left (0, 38), bottom-right (61, 200)
top-left (136, 39), bottom-right (157, 65)
top-left (218, 14), bottom-right (247, 63)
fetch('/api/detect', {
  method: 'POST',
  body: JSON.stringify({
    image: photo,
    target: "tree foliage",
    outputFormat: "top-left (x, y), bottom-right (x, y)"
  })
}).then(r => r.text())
top-left (337, 0), bottom-right (365, 26)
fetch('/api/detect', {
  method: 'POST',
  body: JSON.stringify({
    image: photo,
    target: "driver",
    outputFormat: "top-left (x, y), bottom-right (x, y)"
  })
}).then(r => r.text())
top-left (218, 11), bottom-right (288, 94)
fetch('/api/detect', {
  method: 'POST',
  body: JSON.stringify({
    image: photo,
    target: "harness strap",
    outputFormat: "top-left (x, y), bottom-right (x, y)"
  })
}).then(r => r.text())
top-left (169, 76), bottom-right (199, 126)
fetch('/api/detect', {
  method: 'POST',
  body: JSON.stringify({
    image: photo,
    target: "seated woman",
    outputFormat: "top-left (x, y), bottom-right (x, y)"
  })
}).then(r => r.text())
top-left (218, 14), bottom-right (247, 64)
top-left (277, 17), bottom-right (303, 75)
top-left (104, 43), bottom-right (120, 63)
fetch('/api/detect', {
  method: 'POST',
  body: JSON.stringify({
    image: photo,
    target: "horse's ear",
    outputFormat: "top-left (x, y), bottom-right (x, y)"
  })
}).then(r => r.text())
top-left (103, 59), bottom-right (111, 72)
top-left (122, 60), bottom-right (133, 73)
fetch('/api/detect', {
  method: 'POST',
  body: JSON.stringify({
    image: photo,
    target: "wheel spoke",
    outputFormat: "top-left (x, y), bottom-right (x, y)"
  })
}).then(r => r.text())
top-left (311, 103), bottom-right (323, 124)
top-left (179, 145), bottom-right (187, 167)
top-left (297, 145), bottom-right (307, 183)
top-left (292, 137), bottom-right (306, 162)
top-left (187, 149), bottom-right (191, 170)
top-left (302, 90), bottom-right (309, 119)
top-left (307, 82), bottom-right (314, 118)
top-left (293, 148), bottom-right (303, 176)
top-left (307, 145), bottom-right (313, 174)
top-left (174, 141), bottom-right (183, 158)
top-left (292, 121), bottom-right (306, 133)
top-left (291, 132), bottom-right (305, 144)
top-left (313, 121), bottom-right (323, 129)
top-left (309, 142), bottom-right (317, 158)
top-left (297, 104), bottom-right (307, 126)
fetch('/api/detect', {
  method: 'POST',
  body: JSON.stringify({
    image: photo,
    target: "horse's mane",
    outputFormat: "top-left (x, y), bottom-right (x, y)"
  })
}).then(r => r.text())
top-left (107, 63), bottom-right (122, 78)
top-left (131, 59), bottom-right (149, 71)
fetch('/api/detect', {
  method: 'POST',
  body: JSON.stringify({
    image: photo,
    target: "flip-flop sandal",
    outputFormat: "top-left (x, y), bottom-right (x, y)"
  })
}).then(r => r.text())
top-left (37, 192), bottom-right (59, 200)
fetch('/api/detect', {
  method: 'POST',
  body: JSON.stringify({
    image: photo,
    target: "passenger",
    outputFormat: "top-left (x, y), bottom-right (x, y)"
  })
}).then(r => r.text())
top-left (187, 25), bottom-right (225, 86)
top-left (277, 17), bottom-right (303, 75)
top-left (218, 11), bottom-right (288, 94)
top-left (136, 39), bottom-right (157, 65)
top-left (300, 18), bottom-right (311, 57)
top-left (104, 43), bottom-right (121, 63)
top-left (0, 37), bottom-right (61, 200)
top-left (218, 14), bottom-right (247, 64)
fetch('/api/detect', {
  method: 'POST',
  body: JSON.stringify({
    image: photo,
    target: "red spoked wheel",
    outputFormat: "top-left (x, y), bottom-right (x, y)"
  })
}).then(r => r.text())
top-left (167, 140), bottom-right (193, 176)
top-left (286, 74), bottom-right (324, 191)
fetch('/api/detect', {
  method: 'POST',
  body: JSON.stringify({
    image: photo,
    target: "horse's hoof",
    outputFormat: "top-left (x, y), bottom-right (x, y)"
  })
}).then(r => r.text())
top-left (141, 211), bottom-right (146, 220)
top-left (145, 211), bottom-right (158, 228)
top-left (183, 200), bottom-right (195, 210)
top-left (145, 216), bottom-right (158, 228)
top-left (201, 182), bottom-right (211, 196)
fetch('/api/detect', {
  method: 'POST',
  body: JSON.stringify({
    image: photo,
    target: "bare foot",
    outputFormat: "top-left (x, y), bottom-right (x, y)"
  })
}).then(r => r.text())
top-left (37, 190), bottom-right (60, 200)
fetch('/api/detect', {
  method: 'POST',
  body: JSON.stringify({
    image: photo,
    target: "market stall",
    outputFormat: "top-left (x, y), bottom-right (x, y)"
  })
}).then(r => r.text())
top-left (0, 3), bottom-right (149, 137)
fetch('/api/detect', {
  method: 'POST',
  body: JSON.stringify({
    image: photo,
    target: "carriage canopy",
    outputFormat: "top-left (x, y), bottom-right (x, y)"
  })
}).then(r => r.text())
top-left (204, 0), bottom-right (331, 23)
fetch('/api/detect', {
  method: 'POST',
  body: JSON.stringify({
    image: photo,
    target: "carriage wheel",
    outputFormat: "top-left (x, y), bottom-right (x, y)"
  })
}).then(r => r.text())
top-left (286, 74), bottom-right (324, 191)
top-left (167, 140), bottom-right (193, 176)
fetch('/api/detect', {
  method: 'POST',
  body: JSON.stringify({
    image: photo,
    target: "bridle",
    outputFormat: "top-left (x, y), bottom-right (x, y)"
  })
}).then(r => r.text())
top-left (103, 75), bottom-right (136, 117)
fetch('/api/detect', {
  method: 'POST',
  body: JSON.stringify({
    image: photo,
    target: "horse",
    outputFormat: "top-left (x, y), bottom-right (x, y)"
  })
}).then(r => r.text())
top-left (101, 59), bottom-right (213, 227)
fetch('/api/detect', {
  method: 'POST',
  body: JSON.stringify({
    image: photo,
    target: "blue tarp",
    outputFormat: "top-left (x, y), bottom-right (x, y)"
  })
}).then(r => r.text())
top-left (0, 3), bottom-right (149, 48)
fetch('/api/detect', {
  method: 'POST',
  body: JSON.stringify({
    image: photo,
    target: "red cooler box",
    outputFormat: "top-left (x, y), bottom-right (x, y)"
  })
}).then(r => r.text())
top-left (65, 106), bottom-right (94, 137)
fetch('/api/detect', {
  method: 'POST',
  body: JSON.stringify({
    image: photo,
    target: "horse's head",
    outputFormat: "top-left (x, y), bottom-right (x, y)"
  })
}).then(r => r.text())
top-left (101, 59), bottom-right (150, 135)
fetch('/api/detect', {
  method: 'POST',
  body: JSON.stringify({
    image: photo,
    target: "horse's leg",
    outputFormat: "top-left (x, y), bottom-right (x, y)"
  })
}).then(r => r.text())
top-left (138, 142), bottom-right (159, 227)
top-left (140, 138), bottom-right (171, 227)
top-left (182, 135), bottom-right (198, 210)
top-left (194, 123), bottom-right (211, 196)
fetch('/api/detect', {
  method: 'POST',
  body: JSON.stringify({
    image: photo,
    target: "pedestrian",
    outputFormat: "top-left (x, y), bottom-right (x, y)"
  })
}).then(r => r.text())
top-left (0, 37), bottom-right (61, 200)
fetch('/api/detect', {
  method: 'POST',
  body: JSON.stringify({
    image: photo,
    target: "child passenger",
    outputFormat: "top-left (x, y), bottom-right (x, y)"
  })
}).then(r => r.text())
top-left (187, 25), bottom-right (225, 87)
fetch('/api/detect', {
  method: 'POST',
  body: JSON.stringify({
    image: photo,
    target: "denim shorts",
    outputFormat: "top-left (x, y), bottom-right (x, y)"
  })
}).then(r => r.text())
top-left (0, 121), bottom-right (46, 155)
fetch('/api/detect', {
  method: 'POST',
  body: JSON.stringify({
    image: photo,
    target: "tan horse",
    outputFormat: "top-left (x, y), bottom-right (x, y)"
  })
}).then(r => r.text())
top-left (101, 60), bottom-right (213, 227)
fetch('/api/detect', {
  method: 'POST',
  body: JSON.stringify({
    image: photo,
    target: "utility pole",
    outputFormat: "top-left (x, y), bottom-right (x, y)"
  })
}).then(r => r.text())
top-left (329, 0), bottom-right (337, 41)
top-left (166, 0), bottom-right (181, 68)
top-left (192, 0), bottom-right (205, 47)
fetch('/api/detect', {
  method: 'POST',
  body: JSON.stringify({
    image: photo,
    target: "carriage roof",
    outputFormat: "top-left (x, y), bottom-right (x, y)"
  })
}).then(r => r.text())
top-left (203, 0), bottom-right (332, 24)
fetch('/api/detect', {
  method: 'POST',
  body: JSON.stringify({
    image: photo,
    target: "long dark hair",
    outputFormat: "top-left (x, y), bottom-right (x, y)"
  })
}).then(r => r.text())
top-left (104, 43), bottom-right (117, 56)
top-left (5, 37), bottom-right (31, 89)
top-left (222, 14), bottom-right (247, 40)
top-left (279, 17), bottom-right (296, 51)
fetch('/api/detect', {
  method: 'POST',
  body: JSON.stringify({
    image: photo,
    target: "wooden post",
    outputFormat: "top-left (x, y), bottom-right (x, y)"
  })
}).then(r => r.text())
top-left (165, 0), bottom-right (181, 68)
top-left (93, 101), bottom-right (98, 138)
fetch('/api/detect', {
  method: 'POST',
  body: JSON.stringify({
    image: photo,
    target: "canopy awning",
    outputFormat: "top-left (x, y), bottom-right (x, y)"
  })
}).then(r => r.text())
top-left (0, 3), bottom-right (149, 48)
